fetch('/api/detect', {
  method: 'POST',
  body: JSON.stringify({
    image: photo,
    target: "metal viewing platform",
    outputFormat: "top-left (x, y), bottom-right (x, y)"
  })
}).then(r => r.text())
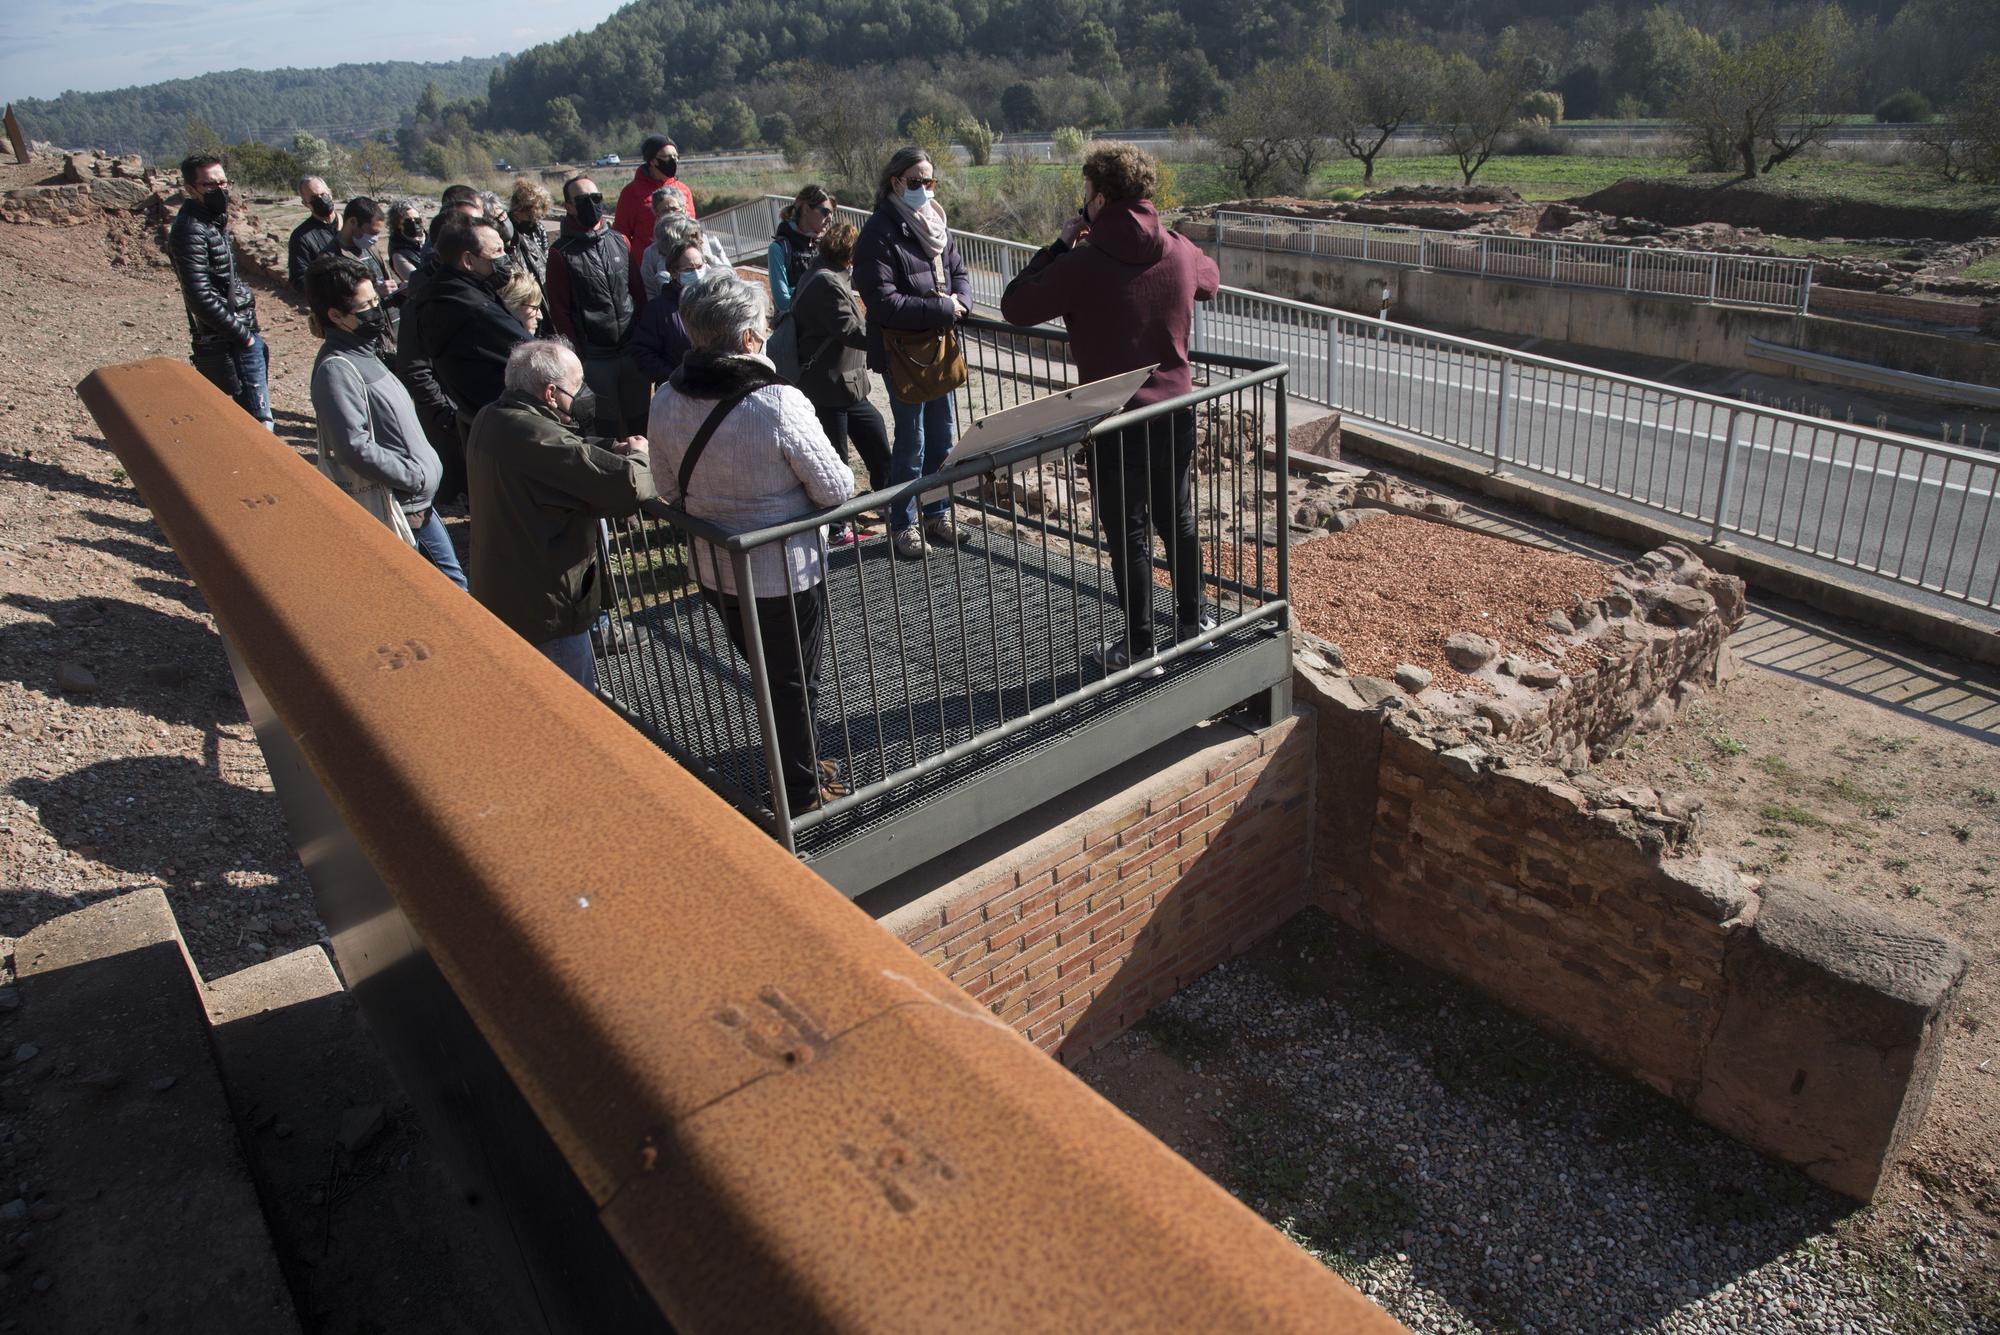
top-left (593, 318), bottom-right (1294, 894)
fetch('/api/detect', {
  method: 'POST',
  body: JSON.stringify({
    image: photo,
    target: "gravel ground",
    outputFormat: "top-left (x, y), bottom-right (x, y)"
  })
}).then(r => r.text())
top-left (1082, 915), bottom-right (1998, 1334)
top-left (1289, 514), bottom-right (1615, 691)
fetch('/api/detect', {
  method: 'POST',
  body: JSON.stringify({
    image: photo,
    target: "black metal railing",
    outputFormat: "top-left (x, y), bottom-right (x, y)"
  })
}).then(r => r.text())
top-left (593, 317), bottom-right (1291, 890)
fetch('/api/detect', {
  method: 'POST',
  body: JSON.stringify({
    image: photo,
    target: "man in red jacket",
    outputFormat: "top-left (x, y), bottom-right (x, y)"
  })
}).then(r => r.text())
top-left (1000, 142), bottom-right (1222, 677)
top-left (613, 134), bottom-right (695, 299)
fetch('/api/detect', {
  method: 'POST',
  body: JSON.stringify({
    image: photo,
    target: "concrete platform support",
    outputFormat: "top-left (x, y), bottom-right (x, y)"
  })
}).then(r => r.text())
top-left (879, 712), bottom-right (1317, 1063)
top-left (4, 891), bottom-right (300, 1333)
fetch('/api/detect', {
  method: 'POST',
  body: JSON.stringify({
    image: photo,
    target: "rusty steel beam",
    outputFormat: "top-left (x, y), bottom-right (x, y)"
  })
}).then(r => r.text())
top-left (79, 358), bottom-right (1404, 1334)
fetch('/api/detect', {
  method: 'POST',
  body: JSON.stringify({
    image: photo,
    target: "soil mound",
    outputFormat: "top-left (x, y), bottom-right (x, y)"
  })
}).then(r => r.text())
top-left (1573, 177), bottom-right (2000, 243)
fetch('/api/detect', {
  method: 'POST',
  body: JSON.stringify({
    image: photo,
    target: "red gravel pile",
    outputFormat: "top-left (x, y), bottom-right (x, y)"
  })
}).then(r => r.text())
top-left (1288, 514), bottom-right (1616, 692)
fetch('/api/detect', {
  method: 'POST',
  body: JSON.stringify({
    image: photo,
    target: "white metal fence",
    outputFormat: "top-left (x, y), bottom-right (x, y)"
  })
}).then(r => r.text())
top-left (1202, 211), bottom-right (1817, 314)
top-left (701, 196), bottom-right (1997, 618)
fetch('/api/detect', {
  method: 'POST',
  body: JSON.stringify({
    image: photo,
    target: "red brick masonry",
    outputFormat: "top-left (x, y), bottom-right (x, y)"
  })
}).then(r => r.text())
top-left (885, 715), bottom-right (1315, 1064)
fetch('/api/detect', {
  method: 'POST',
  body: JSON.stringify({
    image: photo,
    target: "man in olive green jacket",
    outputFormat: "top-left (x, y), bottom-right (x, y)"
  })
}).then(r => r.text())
top-left (466, 337), bottom-right (655, 689)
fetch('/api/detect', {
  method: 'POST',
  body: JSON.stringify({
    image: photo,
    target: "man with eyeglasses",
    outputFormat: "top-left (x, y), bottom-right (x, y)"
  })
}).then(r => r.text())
top-left (547, 174), bottom-right (646, 437)
top-left (615, 133), bottom-right (694, 297)
top-left (168, 154), bottom-right (273, 430)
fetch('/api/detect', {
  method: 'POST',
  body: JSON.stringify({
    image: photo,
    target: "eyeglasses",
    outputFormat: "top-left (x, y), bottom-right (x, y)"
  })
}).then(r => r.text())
top-left (573, 192), bottom-right (604, 206)
top-left (903, 175), bottom-right (936, 189)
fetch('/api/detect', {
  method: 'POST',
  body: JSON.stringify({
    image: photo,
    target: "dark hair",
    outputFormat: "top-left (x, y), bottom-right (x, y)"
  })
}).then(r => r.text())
top-left (304, 254), bottom-right (374, 325)
top-left (641, 134), bottom-right (673, 162)
top-left (784, 183), bottom-right (832, 222)
top-left (440, 183), bottom-right (479, 209)
top-left (342, 195), bottom-right (385, 227)
top-left (436, 214), bottom-right (498, 266)
top-left (874, 147), bottom-right (933, 210)
top-left (179, 153), bottom-right (222, 185)
top-left (1082, 143), bottom-right (1159, 204)
top-left (818, 221), bottom-right (860, 270)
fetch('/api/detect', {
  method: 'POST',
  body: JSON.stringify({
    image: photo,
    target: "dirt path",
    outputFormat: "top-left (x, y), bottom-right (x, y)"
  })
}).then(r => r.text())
top-left (0, 190), bottom-right (329, 980)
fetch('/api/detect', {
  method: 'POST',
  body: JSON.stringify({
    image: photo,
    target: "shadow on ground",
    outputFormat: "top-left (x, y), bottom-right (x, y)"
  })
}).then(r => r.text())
top-left (1083, 909), bottom-right (1860, 1333)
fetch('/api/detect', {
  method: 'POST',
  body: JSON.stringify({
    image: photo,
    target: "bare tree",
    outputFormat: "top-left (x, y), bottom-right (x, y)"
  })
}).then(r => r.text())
top-left (1269, 59), bottom-right (1345, 185)
top-left (1435, 56), bottom-right (1526, 186)
top-left (791, 65), bottom-right (894, 196)
top-left (1207, 92), bottom-right (1293, 197)
top-left (1672, 7), bottom-right (1854, 179)
top-left (1328, 39), bottom-right (1443, 186)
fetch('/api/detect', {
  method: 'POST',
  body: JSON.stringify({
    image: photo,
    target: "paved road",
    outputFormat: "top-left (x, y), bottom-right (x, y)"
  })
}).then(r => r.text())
top-left (1255, 323), bottom-right (1997, 624)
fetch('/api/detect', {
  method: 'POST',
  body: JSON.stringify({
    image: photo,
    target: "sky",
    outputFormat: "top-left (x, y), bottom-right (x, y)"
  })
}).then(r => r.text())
top-left (0, 0), bottom-right (628, 101)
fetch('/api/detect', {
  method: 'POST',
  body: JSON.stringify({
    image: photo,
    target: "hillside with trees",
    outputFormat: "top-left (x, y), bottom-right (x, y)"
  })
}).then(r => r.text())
top-left (10, 58), bottom-right (503, 161)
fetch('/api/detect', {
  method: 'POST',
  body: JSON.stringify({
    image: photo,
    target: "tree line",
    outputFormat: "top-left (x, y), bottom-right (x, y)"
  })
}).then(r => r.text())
top-left (9, 58), bottom-right (500, 161)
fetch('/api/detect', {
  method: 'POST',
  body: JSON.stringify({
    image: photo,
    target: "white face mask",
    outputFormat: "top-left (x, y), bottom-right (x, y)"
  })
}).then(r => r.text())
top-left (901, 185), bottom-right (935, 210)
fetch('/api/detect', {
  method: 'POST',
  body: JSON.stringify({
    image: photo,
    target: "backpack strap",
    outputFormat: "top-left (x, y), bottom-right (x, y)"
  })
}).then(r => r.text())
top-left (676, 380), bottom-right (782, 499)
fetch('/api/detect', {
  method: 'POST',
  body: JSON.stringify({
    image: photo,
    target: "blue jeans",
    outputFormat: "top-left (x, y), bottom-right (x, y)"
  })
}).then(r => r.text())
top-left (410, 510), bottom-right (467, 590)
top-left (536, 630), bottom-right (596, 691)
top-left (886, 391), bottom-right (955, 531)
top-left (190, 332), bottom-right (272, 425)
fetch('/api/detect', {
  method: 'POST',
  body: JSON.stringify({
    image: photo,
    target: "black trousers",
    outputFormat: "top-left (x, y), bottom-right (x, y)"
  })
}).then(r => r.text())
top-left (1086, 408), bottom-right (1202, 654)
top-left (703, 584), bottom-right (825, 810)
top-left (816, 400), bottom-right (892, 493)
top-left (583, 351), bottom-right (650, 438)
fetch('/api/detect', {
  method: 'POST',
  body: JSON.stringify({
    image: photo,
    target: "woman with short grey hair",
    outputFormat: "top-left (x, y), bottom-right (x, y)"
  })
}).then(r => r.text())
top-left (647, 275), bottom-right (855, 815)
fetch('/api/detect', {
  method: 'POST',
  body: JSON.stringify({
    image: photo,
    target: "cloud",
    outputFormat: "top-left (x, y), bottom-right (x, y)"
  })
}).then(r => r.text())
top-left (63, 3), bottom-right (205, 29)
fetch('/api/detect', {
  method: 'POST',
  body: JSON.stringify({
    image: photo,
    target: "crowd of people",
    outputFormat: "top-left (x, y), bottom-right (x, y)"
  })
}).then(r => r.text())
top-left (166, 138), bottom-right (1219, 816)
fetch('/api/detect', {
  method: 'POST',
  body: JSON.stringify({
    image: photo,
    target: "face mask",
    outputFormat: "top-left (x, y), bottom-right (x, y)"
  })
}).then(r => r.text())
top-left (494, 215), bottom-right (516, 244)
top-left (311, 192), bottom-right (335, 218)
top-left (559, 384), bottom-right (596, 427)
top-left (201, 185), bottom-right (230, 216)
top-left (901, 186), bottom-right (934, 211)
top-left (352, 230), bottom-right (378, 251)
top-left (484, 254), bottom-right (515, 287)
top-left (348, 306), bottom-right (388, 343)
top-left (573, 196), bottom-right (603, 229)
top-left (676, 267), bottom-right (705, 288)
top-left (657, 156), bottom-right (678, 179)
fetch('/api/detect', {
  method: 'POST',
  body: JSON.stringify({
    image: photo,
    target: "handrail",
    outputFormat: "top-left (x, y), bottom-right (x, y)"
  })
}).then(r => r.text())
top-left (79, 358), bottom-right (1398, 1333)
top-left (1207, 210), bottom-right (1816, 315)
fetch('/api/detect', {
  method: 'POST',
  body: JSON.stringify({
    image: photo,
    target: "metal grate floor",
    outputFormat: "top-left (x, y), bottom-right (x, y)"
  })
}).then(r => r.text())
top-left (595, 519), bottom-right (1275, 860)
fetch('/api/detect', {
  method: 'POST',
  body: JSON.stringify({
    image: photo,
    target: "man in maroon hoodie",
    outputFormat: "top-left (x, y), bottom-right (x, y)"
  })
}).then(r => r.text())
top-left (1000, 143), bottom-right (1222, 676)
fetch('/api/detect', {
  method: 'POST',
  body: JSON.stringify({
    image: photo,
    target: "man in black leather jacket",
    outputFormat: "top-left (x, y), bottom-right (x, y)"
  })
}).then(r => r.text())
top-left (415, 214), bottom-right (531, 443)
top-left (168, 154), bottom-right (272, 429)
top-left (545, 175), bottom-right (645, 437)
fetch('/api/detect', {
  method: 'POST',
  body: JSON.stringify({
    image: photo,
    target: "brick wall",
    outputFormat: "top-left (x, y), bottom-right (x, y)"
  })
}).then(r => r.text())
top-left (1297, 658), bottom-right (1967, 1200)
top-left (882, 714), bottom-right (1316, 1064)
top-left (1808, 285), bottom-right (1990, 332)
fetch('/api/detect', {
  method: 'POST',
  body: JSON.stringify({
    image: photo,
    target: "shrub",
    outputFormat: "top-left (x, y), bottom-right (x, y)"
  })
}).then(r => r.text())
top-left (1520, 89), bottom-right (1566, 124)
top-left (1509, 116), bottom-right (1568, 156)
top-left (958, 118), bottom-right (994, 167)
top-left (758, 112), bottom-right (794, 148)
top-left (1050, 125), bottom-right (1087, 162)
top-left (1875, 89), bottom-right (1932, 124)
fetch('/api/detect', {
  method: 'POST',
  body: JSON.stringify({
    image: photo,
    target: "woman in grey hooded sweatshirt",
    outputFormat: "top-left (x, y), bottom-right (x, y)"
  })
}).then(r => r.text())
top-left (304, 254), bottom-right (466, 588)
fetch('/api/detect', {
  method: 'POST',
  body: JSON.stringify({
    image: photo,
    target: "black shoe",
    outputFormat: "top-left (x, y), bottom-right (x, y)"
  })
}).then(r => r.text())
top-left (1084, 640), bottom-right (1166, 679)
top-left (1177, 608), bottom-right (1219, 650)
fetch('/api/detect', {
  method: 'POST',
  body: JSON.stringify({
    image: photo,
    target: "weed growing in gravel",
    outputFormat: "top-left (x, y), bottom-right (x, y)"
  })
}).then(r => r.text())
top-left (1709, 731), bottom-right (1747, 758)
top-left (1679, 758), bottom-right (1713, 782)
top-left (1759, 802), bottom-right (1828, 830)
top-left (1879, 735), bottom-right (1915, 754)
top-left (1136, 1009), bottom-right (1226, 1065)
top-left (1224, 1109), bottom-right (1312, 1202)
top-left (1757, 755), bottom-right (1803, 787)
top-left (1949, 823), bottom-right (1972, 843)
top-left (1973, 786), bottom-right (1999, 807)
top-left (1823, 774), bottom-right (1878, 806)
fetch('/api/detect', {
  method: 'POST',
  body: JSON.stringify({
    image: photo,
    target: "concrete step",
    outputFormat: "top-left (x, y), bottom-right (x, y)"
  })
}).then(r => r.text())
top-left (204, 946), bottom-right (531, 1335)
top-left (0, 890), bottom-right (300, 1333)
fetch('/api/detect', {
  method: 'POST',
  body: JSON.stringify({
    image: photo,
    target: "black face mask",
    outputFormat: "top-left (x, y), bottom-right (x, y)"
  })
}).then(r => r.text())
top-left (201, 185), bottom-right (231, 217)
top-left (656, 156), bottom-right (678, 180)
top-left (484, 254), bottom-right (516, 288)
top-left (559, 384), bottom-right (596, 427)
top-left (572, 196), bottom-right (604, 229)
top-left (311, 192), bottom-right (335, 218)
top-left (349, 306), bottom-right (389, 344)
